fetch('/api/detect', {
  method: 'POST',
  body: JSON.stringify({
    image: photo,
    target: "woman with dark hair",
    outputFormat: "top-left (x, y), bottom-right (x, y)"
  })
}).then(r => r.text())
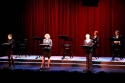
top-left (91, 31), bottom-right (99, 59)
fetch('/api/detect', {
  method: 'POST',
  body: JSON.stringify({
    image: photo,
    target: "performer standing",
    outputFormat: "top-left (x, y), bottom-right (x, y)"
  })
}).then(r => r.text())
top-left (6, 34), bottom-right (15, 68)
top-left (111, 30), bottom-right (123, 61)
top-left (91, 31), bottom-right (99, 59)
top-left (40, 33), bottom-right (52, 69)
top-left (84, 34), bottom-right (94, 71)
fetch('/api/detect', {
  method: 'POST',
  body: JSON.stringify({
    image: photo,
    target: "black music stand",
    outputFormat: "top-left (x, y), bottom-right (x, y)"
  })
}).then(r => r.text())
top-left (59, 35), bottom-right (68, 56)
top-left (39, 44), bottom-right (50, 48)
top-left (81, 45), bottom-right (93, 56)
top-left (110, 38), bottom-right (122, 43)
top-left (33, 37), bottom-right (44, 41)
top-left (1, 43), bottom-right (12, 56)
top-left (39, 44), bottom-right (50, 69)
top-left (15, 38), bottom-right (30, 58)
top-left (2, 43), bottom-right (12, 50)
top-left (59, 35), bottom-right (68, 40)
top-left (39, 44), bottom-right (50, 55)
top-left (2, 43), bottom-right (14, 67)
top-left (33, 37), bottom-right (44, 59)
top-left (81, 45), bottom-right (93, 72)
top-left (81, 45), bottom-right (93, 49)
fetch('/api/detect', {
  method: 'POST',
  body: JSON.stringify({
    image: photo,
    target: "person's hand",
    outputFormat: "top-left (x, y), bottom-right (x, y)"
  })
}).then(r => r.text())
top-left (114, 41), bottom-right (120, 44)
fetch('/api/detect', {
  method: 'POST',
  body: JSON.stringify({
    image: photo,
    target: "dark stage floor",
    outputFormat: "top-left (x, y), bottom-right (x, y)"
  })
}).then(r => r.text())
top-left (0, 55), bottom-right (125, 81)
top-left (0, 55), bottom-right (125, 73)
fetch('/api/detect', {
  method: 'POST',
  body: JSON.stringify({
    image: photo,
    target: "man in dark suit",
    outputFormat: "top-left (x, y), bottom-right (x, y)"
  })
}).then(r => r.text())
top-left (6, 34), bottom-right (15, 67)
top-left (111, 30), bottom-right (123, 61)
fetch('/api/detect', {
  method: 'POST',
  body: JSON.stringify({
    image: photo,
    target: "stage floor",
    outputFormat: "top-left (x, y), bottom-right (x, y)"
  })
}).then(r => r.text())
top-left (0, 55), bottom-right (124, 62)
top-left (0, 55), bottom-right (125, 73)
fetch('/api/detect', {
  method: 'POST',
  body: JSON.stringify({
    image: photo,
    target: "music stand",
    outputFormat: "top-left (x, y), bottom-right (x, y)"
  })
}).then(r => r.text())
top-left (59, 35), bottom-right (68, 40)
top-left (15, 38), bottom-right (30, 58)
top-left (39, 44), bottom-right (50, 53)
top-left (58, 35), bottom-right (68, 56)
top-left (33, 37), bottom-right (44, 59)
top-left (33, 37), bottom-right (44, 41)
top-left (81, 45), bottom-right (93, 72)
top-left (81, 45), bottom-right (93, 49)
top-left (109, 38), bottom-right (121, 41)
top-left (110, 38), bottom-right (122, 47)
top-left (39, 44), bottom-right (50, 47)
top-left (39, 44), bottom-right (50, 69)
top-left (1, 43), bottom-right (12, 52)
top-left (1, 43), bottom-right (14, 67)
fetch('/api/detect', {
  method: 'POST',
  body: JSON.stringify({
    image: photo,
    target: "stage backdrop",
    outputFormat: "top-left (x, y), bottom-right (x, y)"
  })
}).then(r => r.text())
top-left (22, 0), bottom-right (125, 57)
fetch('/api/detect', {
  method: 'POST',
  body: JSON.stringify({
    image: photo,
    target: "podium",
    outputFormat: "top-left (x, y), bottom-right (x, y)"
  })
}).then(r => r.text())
top-left (0, 43), bottom-right (12, 56)
top-left (39, 44), bottom-right (50, 51)
top-left (81, 45), bottom-right (93, 72)
top-left (81, 45), bottom-right (93, 49)
top-left (39, 44), bottom-right (50, 48)
top-left (39, 44), bottom-right (51, 69)
top-left (39, 43), bottom-right (51, 51)
top-left (39, 44), bottom-right (51, 57)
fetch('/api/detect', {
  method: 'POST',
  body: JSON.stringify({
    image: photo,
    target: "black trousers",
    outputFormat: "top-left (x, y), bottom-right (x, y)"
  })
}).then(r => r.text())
top-left (85, 50), bottom-right (92, 70)
top-left (86, 53), bottom-right (92, 70)
top-left (6, 50), bottom-right (14, 67)
top-left (8, 55), bottom-right (14, 67)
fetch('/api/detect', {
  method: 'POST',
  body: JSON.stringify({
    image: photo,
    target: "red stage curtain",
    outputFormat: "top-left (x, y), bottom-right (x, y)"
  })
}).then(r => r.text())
top-left (22, 0), bottom-right (125, 57)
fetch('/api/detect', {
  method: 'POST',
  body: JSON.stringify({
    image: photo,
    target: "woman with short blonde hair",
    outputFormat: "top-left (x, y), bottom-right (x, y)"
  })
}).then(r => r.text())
top-left (41, 33), bottom-right (52, 69)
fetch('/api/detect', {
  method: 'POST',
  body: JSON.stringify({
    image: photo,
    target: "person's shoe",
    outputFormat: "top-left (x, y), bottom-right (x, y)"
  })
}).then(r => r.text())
top-left (70, 56), bottom-right (73, 59)
top-left (40, 67), bottom-right (44, 70)
top-left (62, 56), bottom-right (65, 59)
top-left (111, 59), bottom-right (114, 61)
top-left (8, 66), bottom-right (12, 69)
top-left (120, 58), bottom-right (123, 60)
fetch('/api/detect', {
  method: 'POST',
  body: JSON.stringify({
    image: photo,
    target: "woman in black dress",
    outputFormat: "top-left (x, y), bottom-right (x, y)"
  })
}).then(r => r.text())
top-left (41, 33), bottom-right (52, 69)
